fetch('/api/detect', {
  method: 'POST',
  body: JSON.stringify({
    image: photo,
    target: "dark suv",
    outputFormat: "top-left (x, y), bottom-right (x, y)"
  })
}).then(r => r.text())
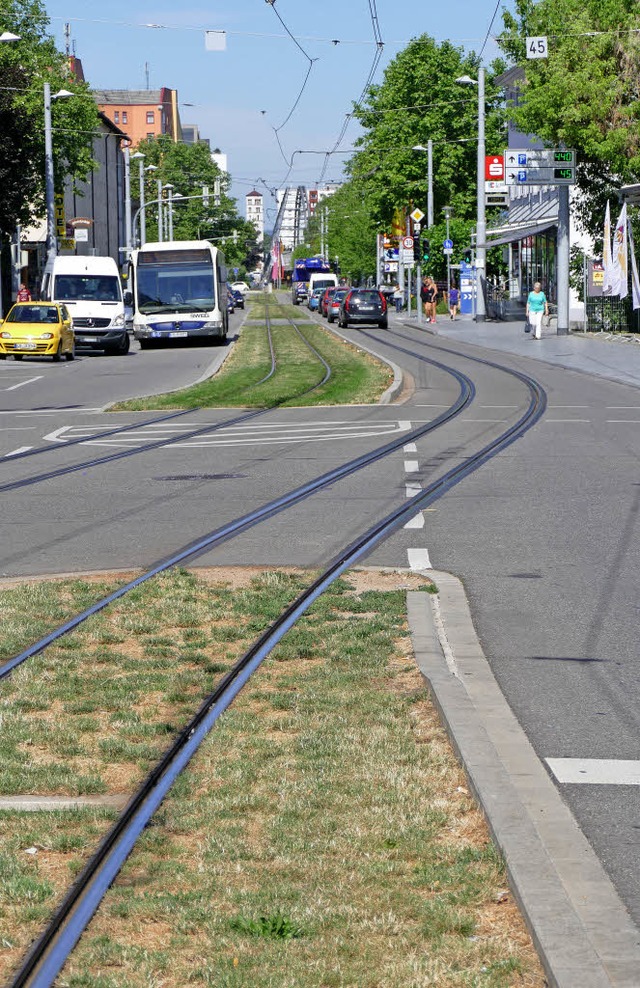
top-left (338, 288), bottom-right (388, 329)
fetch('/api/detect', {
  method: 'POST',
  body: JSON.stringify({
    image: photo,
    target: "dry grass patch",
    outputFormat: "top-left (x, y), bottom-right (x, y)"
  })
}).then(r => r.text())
top-left (0, 569), bottom-right (549, 987)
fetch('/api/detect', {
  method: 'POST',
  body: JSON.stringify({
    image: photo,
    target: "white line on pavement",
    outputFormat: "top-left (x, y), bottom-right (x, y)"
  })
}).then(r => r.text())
top-left (398, 420), bottom-right (413, 431)
top-left (404, 460), bottom-right (419, 473)
top-left (607, 420), bottom-right (640, 423)
top-left (544, 419), bottom-right (590, 423)
top-left (5, 376), bottom-right (44, 391)
top-left (546, 758), bottom-right (640, 785)
top-left (4, 446), bottom-right (33, 457)
top-left (0, 408), bottom-right (102, 415)
top-left (403, 442), bottom-right (417, 453)
top-left (405, 483), bottom-right (422, 498)
top-left (408, 548), bottom-right (432, 570)
top-left (403, 514), bottom-right (425, 530)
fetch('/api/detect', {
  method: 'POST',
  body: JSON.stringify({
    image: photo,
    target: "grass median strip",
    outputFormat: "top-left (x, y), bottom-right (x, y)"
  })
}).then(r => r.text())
top-left (115, 301), bottom-right (392, 410)
top-left (0, 568), bottom-right (544, 986)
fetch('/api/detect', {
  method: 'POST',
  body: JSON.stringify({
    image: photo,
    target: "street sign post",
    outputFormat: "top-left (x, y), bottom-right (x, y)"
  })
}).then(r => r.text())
top-left (504, 148), bottom-right (576, 185)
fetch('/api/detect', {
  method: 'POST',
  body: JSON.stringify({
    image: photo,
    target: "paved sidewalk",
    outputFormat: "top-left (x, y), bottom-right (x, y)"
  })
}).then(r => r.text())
top-left (394, 313), bottom-right (640, 389)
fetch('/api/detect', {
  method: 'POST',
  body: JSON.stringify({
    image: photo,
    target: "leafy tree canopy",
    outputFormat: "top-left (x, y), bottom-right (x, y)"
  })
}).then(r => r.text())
top-left (498, 0), bottom-right (640, 239)
top-left (347, 35), bottom-right (506, 230)
top-left (0, 0), bottom-right (98, 238)
top-left (132, 134), bottom-right (259, 271)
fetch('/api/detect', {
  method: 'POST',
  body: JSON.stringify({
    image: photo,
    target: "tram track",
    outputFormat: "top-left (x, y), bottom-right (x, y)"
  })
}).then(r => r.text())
top-left (6, 340), bottom-right (546, 988)
top-left (0, 296), bottom-right (329, 495)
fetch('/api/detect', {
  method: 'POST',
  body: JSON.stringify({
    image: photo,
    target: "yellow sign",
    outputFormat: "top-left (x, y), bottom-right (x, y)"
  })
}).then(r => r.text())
top-left (54, 193), bottom-right (66, 237)
top-left (60, 238), bottom-right (76, 251)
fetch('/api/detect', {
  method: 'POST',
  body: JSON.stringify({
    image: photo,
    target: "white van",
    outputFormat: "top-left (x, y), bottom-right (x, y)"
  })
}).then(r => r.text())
top-left (308, 272), bottom-right (338, 295)
top-left (42, 256), bottom-right (129, 354)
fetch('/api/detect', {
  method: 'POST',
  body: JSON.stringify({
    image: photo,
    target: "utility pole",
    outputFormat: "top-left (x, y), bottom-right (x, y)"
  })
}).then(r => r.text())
top-left (427, 139), bottom-right (434, 229)
top-left (557, 186), bottom-right (570, 334)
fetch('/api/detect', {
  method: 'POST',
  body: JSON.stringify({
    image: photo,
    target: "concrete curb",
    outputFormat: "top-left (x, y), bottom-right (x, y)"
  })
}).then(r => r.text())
top-left (316, 318), bottom-right (404, 404)
top-left (407, 575), bottom-right (640, 988)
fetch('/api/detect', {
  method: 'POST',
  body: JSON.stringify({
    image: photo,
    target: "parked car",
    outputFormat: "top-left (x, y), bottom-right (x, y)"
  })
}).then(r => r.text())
top-left (231, 281), bottom-right (250, 295)
top-left (319, 287), bottom-right (336, 318)
top-left (0, 301), bottom-right (75, 360)
top-left (230, 288), bottom-right (245, 309)
top-left (338, 288), bottom-right (388, 329)
top-left (326, 288), bottom-right (350, 324)
top-left (307, 287), bottom-right (324, 311)
top-left (226, 288), bottom-right (235, 314)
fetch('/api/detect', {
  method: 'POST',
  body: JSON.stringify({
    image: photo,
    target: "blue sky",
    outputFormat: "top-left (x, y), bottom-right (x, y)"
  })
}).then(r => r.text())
top-left (42, 1), bottom-right (510, 222)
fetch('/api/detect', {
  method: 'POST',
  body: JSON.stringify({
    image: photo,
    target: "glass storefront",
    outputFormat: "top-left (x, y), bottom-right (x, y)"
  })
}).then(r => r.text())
top-left (516, 229), bottom-right (557, 303)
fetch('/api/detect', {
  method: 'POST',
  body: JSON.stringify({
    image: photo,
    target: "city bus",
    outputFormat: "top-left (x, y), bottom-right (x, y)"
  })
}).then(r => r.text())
top-left (128, 241), bottom-right (229, 348)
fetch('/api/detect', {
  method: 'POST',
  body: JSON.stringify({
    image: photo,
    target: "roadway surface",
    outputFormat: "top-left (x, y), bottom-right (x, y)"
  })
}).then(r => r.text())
top-left (1, 298), bottom-right (640, 939)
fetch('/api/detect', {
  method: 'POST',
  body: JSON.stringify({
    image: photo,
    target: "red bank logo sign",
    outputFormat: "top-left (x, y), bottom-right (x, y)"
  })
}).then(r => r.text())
top-left (485, 155), bottom-right (504, 181)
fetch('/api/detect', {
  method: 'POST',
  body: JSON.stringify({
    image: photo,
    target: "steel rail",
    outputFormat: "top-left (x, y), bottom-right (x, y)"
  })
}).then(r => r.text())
top-left (0, 355), bottom-right (474, 682)
top-left (7, 353), bottom-right (545, 988)
top-left (0, 296), bottom-right (325, 495)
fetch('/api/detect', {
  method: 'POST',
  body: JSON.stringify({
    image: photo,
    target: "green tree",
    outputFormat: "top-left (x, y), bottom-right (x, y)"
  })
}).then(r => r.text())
top-left (324, 181), bottom-right (378, 284)
top-left (0, 0), bottom-right (98, 239)
top-left (347, 35), bottom-right (506, 229)
top-left (498, 0), bottom-right (640, 240)
top-left (132, 134), bottom-right (258, 269)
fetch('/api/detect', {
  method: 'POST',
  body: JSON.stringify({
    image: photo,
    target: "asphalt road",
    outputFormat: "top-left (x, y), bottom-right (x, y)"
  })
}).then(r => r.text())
top-left (2, 300), bottom-right (640, 935)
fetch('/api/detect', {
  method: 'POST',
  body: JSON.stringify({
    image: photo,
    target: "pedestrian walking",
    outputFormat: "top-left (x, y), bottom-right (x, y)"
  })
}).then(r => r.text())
top-left (526, 282), bottom-right (549, 339)
top-left (16, 282), bottom-right (31, 302)
top-left (392, 283), bottom-right (403, 313)
top-left (423, 276), bottom-right (437, 323)
top-left (448, 285), bottom-right (459, 320)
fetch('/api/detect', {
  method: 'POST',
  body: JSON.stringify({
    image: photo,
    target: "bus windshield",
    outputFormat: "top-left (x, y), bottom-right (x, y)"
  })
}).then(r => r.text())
top-left (53, 275), bottom-right (121, 302)
top-left (136, 249), bottom-right (216, 314)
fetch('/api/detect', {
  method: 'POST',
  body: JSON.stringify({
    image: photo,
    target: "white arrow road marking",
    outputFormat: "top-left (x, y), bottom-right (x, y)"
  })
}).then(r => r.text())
top-left (408, 548), bottom-right (432, 570)
top-left (6, 376), bottom-right (43, 391)
top-left (43, 427), bottom-right (74, 443)
top-left (546, 759), bottom-right (640, 785)
top-left (4, 446), bottom-right (33, 457)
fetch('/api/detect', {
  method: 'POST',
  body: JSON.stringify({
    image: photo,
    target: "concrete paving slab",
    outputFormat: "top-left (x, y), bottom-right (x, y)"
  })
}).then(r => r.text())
top-left (407, 579), bottom-right (640, 988)
top-left (0, 795), bottom-right (129, 812)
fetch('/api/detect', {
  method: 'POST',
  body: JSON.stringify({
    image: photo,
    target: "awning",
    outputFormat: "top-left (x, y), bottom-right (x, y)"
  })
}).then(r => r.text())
top-left (481, 219), bottom-right (557, 250)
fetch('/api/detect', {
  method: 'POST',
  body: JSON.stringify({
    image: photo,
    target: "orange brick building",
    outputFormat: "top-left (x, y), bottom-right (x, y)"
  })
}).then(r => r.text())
top-left (94, 88), bottom-right (182, 146)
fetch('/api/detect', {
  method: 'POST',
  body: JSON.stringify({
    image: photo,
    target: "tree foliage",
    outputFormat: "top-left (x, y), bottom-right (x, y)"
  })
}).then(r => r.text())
top-left (131, 134), bottom-right (259, 271)
top-left (0, 0), bottom-right (98, 238)
top-left (498, 0), bottom-right (640, 239)
top-left (347, 35), bottom-right (506, 229)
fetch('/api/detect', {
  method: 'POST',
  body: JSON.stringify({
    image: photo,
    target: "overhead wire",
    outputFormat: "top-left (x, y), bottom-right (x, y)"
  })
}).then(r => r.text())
top-left (317, 0), bottom-right (385, 184)
top-left (478, 0), bottom-right (502, 61)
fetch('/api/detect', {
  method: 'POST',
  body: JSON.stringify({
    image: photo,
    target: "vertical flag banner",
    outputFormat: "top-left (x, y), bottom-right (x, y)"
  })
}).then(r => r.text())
top-left (611, 203), bottom-right (628, 298)
top-left (628, 219), bottom-right (640, 311)
top-left (602, 201), bottom-right (614, 296)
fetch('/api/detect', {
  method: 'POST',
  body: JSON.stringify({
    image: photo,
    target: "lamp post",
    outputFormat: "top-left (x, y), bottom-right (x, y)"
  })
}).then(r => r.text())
top-left (123, 145), bottom-right (132, 254)
top-left (455, 68), bottom-right (486, 321)
top-left (412, 142), bottom-right (434, 228)
top-left (0, 31), bottom-right (20, 314)
top-left (156, 178), bottom-right (163, 242)
top-left (131, 151), bottom-right (145, 246)
top-left (443, 205), bottom-right (452, 302)
top-left (164, 184), bottom-right (174, 241)
top-left (44, 84), bottom-right (74, 264)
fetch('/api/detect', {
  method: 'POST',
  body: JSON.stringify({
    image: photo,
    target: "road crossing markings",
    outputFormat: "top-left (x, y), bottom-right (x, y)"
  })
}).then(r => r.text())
top-left (546, 758), bottom-right (640, 786)
top-left (4, 446), bottom-right (34, 457)
top-left (405, 482), bottom-right (422, 498)
top-left (403, 442), bottom-right (417, 453)
top-left (408, 547), bottom-right (432, 570)
top-left (6, 376), bottom-right (44, 391)
top-left (404, 460), bottom-right (419, 473)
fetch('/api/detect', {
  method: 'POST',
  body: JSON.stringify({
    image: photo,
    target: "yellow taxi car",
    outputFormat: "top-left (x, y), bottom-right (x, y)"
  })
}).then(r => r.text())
top-left (0, 302), bottom-right (75, 361)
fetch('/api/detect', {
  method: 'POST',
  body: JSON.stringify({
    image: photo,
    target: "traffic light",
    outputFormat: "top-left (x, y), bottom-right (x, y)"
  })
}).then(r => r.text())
top-left (422, 238), bottom-right (431, 263)
top-left (463, 248), bottom-right (473, 263)
top-left (413, 236), bottom-right (421, 262)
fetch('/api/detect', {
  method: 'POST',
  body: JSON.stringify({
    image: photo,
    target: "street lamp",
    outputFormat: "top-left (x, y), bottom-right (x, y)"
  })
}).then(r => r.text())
top-left (131, 151), bottom-right (145, 246)
top-left (456, 68), bottom-right (486, 321)
top-left (163, 184), bottom-right (175, 241)
top-left (44, 84), bottom-right (74, 264)
top-left (412, 143), bottom-right (433, 228)
top-left (443, 205), bottom-right (452, 301)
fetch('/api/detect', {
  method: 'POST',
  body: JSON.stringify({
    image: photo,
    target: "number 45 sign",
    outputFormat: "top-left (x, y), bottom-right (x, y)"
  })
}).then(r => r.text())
top-left (526, 36), bottom-right (548, 58)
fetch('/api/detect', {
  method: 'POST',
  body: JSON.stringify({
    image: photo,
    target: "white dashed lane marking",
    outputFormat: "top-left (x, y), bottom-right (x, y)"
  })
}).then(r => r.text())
top-left (546, 759), bottom-right (640, 785)
top-left (5, 376), bottom-right (44, 391)
top-left (404, 460), bottom-right (419, 473)
top-left (408, 548), bottom-right (432, 570)
top-left (4, 446), bottom-right (34, 457)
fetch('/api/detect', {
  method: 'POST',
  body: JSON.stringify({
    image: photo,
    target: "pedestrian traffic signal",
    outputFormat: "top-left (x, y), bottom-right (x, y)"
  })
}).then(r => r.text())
top-left (463, 248), bottom-right (472, 263)
top-left (413, 236), bottom-right (421, 262)
top-left (422, 238), bottom-right (431, 263)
